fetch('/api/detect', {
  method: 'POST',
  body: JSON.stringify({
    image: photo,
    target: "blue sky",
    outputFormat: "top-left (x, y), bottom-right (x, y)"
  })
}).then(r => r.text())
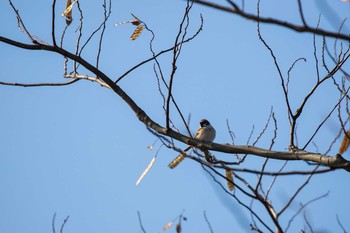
top-left (1, 0), bottom-right (350, 232)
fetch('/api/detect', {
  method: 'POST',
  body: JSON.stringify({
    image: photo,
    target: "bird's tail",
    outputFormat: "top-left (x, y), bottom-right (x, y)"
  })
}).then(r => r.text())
top-left (168, 153), bottom-right (186, 169)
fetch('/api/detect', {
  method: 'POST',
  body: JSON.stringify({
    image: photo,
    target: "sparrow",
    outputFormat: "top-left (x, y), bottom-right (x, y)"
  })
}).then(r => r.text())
top-left (168, 119), bottom-right (216, 169)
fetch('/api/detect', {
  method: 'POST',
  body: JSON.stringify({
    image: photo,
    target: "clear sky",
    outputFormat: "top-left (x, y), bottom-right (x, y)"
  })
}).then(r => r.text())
top-left (1, 0), bottom-right (350, 232)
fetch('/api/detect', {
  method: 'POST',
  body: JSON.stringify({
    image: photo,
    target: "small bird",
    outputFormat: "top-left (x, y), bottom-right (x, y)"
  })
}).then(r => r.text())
top-left (169, 119), bottom-right (216, 169)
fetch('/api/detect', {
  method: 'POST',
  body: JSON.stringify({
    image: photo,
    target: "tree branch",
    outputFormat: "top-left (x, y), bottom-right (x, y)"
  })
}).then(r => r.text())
top-left (1, 18), bottom-right (349, 172)
top-left (190, 0), bottom-right (350, 41)
top-left (0, 78), bottom-right (79, 87)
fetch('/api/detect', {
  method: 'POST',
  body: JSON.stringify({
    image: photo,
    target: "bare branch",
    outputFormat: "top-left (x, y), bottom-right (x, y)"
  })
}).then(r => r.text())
top-left (201, 164), bottom-right (274, 233)
top-left (51, 0), bottom-right (57, 46)
top-left (302, 86), bottom-right (350, 150)
top-left (8, 0), bottom-right (39, 44)
top-left (285, 192), bottom-right (329, 232)
top-left (277, 166), bottom-right (319, 217)
top-left (256, 0), bottom-right (294, 147)
top-left (297, 0), bottom-right (307, 27)
top-left (52, 213), bottom-right (69, 233)
top-left (191, 155), bottom-right (335, 175)
top-left (336, 215), bottom-right (347, 233)
top-left (114, 19), bottom-right (203, 84)
top-left (0, 79), bottom-right (78, 87)
top-left (295, 52), bottom-right (350, 123)
top-left (313, 16), bottom-right (321, 82)
top-left (144, 19), bottom-right (199, 137)
top-left (74, 1), bottom-right (83, 54)
top-left (286, 57), bottom-right (307, 100)
top-left (303, 211), bottom-right (314, 233)
top-left (59, 216), bottom-right (70, 233)
top-left (265, 161), bottom-right (288, 200)
top-left (166, 0), bottom-right (194, 129)
top-left (52, 213), bottom-right (56, 233)
top-left (190, 0), bottom-right (350, 41)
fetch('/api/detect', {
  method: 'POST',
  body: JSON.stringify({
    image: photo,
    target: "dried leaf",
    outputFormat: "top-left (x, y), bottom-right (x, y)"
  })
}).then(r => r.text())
top-left (115, 14), bottom-right (141, 27)
top-left (136, 157), bottom-right (156, 186)
top-left (168, 154), bottom-right (185, 169)
top-left (131, 20), bottom-right (141, 26)
top-left (339, 130), bottom-right (350, 155)
top-left (163, 221), bottom-right (173, 231)
top-left (130, 25), bottom-right (144, 40)
top-left (225, 169), bottom-right (234, 191)
top-left (62, 0), bottom-right (77, 17)
top-left (176, 223), bottom-right (181, 233)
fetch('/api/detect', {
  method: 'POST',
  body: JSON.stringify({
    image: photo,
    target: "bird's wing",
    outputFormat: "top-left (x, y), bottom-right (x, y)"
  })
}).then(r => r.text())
top-left (193, 127), bottom-right (203, 139)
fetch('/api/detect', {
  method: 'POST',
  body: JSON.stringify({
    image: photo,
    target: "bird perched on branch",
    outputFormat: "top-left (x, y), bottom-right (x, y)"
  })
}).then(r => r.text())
top-left (168, 119), bottom-right (216, 169)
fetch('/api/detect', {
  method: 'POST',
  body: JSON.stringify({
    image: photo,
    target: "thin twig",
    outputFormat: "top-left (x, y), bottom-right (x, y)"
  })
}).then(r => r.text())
top-left (336, 214), bottom-right (347, 233)
top-left (313, 16), bottom-right (321, 82)
top-left (303, 211), bottom-right (314, 233)
top-left (255, 108), bottom-right (275, 193)
top-left (52, 0), bottom-right (57, 46)
top-left (95, 0), bottom-right (112, 70)
top-left (144, 21), bottom-right (195, 136)
top-left (114, 18), bottom-right (203, 84)
top-left (52, 213), bottom-right (57, 233)
top-left (166, 0), bottom-right (194, 129)
top-left (257, 0), bottom-right (294, 147)
top-left (297, 0), bottom-right (307, 27)
top-left (59, 216), bottom-right (70, 233)
top-left (277, 165), bottom-right (319, 217)
top-left (265, 161), bottom-right (288, 201)
top-left (203, 211), bottom-right (214, 233)
top-left (8, 0), bottom-right (38, 44)
top-left (303, 86), bottom-right (350, 150)
top-left (285, 192), bottom-right (329, 232)
top-left (201, 164), bottom-right (274, 233)
top-left (137, 211), bottom-right (147, 233)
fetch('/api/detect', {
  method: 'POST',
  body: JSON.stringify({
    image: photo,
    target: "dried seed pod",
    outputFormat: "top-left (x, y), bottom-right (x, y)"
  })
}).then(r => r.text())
top-left (338, 130), bottom-right (350, 155)
top-left (131, 20), bottom-right (141, 26)
top-left (163, 221), bottom-right (173, 231)
top-left (225, 169), bottom-right (234, 191)
top-left (168, 153), bottom-right (186, 169)
top-left (136, 157), bottom-right (156, 186)
top-left (65, 0), bottom-right (72, 24)
top-left (62, 0), bottom-right (78, 25)
top-left (62, 0), bottom-right (76, 17)
top-left (130, 25), bottom-right (144, 40)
